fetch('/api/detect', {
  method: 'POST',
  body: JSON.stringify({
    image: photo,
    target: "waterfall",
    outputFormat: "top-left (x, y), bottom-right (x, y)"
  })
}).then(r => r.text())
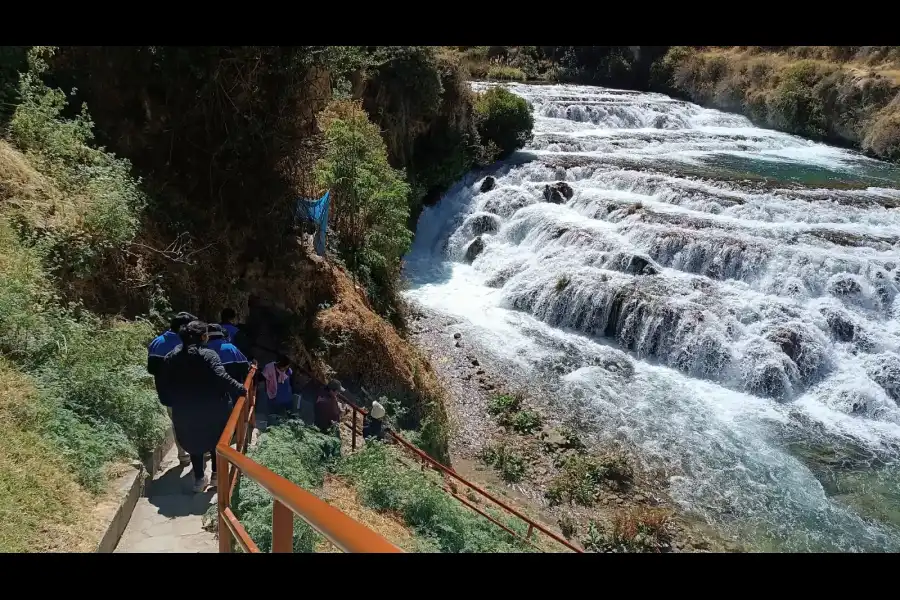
top-left (404, 82), bottom-right (900, 552)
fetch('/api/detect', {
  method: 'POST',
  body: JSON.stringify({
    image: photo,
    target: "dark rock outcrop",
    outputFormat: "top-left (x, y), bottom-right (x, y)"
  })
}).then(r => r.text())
top-left (828, 275), bottom-right (862, 297)
top-left (865, 353), bottom-right (900, 403)
top-left (467, 213), bottom-right (501, 236)
top-left (464, 236), bottom-right (485, 263)
top-left (480, 176), bottom-right (496, 193)
top-left (543, 181), bottom-right (574, 204)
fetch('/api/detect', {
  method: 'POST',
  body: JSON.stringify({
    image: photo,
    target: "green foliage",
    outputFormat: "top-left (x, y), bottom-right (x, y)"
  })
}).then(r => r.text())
top-left (767, 61), bottom-right (829, 138)
top-left (555, 275), bottom-right (571, 292)
top-left (582, 509), bottom-right (673, 553)
top-left (478, 444), bottom-right (527, 483)
top-left (511, 410), bottom-right (543, 434)
top-left (7, 47), bottom-right (145, 282)
top-left (315, 99), bottom-right (412, 317)
top-left (0, 221), bottom-right (166, 491)
top-left (473, 87), bottom-right (534, 161)
top-left (230, 421), bottom-right (340, 552)
top-left (546, 452), bottom-right (633, 507)
top-left (337, 441), bottom-right (534, 552)
top-left (487, 393), bottom-right (522, 418)
top-left (486, 65), bottom-right (527, 82)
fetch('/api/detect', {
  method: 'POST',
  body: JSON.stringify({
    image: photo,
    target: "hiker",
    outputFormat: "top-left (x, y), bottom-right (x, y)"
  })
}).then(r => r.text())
top-left (259, 355), bottom-right (296, 427)
top-left (207, 324), bottom-right (251, 389)
top-left (363, 400), bottom-right (387, 441)
top-left (159, 321), bottom-right (247, 493)
top-left (315, 379), bottom-right (346, 435)
top-left (218, 308), bottom-right (239, 341)
top-left (147, 311), bottom-right (197, 466)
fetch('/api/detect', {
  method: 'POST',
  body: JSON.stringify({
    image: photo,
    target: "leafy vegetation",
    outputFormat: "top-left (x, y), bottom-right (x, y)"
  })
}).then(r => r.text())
top-left (478, 444), bottom-right (527, 483)
top-left (581, 508), bottom-right (673, 553)
top-left (486, 392), bottom-right (542, 434)
top-left (315, 99), bottom-right (412, 318)
top-left (545, 452), bottom-right (633, 507)
top-left (338, 440), bottom-right (534, 552)
top-left (473, 87), bottom-right (534, 162)
top-left (228, 422), bottom-right (340, 552)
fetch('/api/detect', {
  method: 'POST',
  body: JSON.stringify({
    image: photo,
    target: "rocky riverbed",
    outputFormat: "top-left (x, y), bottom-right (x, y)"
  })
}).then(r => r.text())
top-left (406, 302), bottom-right (733, 553)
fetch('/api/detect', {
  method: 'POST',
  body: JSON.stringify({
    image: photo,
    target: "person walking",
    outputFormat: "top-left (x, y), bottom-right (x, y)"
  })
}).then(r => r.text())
top-left (314, 379), bottom-right (346, 435)
top-left (147, 311), bottom-right (196, 465)
top-left (260, 355), bottom-right (296, 427)
top-left (363, 400), bottom-right (387, 441)
top-left (159, 321), bottom-right (247, 493)
top-left (207, 324), bottom-right (251, 387)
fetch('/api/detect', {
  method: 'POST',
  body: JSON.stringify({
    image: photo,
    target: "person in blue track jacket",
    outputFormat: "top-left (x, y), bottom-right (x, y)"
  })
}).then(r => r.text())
top-left (207, 324), bottom-right (251, 394)
top-left (147, 311), bottom-right (196, 465)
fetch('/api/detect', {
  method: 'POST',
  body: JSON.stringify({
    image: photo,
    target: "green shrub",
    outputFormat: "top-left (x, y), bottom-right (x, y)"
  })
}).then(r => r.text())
top-left (478, 444), bottom-right (527, 483)
top-left (315, 99), bottom-right (412, 318)
top-left (546, 452), bottom-right (633, 507)
top-left (228, 421), bottom-right (340, 552)
top-left (486, 65), bottom-right (527, 82)
top-left (582, 509), bottom-right (673, 553)
top-left (8, 47), bottom-right (145, 280)
top-left (511, 410), bottom-right (543, 434)
top-left (338, 441), bottom-right (533, 552)
top-left (474, 87), bottom-right (534, 162)
top-left (487, 393), bottom-right (522, 418)
top-left (766, 61), bottom-right (830, 137)
top-left (0, 221), bottom-right (166, 491)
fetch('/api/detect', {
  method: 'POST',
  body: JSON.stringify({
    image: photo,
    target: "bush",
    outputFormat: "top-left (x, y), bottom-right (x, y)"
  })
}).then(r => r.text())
top-left (511, 410), bottom-right (543, 434)
top-left (766, 61), bottom-right (830, 137)
top-left (8, 47), bottom-right (145, 281)
top-left (0, 221), bottom-right (167, 491)
top-left (486, 65), bottom-right (527, 82)
top-left (338, 441), bottom-right (533, 552)
top-left (473, 87), bottom-right (534, 162)
top-left (227, 421), bottom-right (340, 552)
top-left (487, 393), bottom-right (522, 418)
top-left (546, 452), bottom-right (633, 507)
top-left (478, 444), bottom-right (527, 483)
top-left (315, 99), bottom-right (412, 317)
top-left (582, 509), bottom-right (673, 553)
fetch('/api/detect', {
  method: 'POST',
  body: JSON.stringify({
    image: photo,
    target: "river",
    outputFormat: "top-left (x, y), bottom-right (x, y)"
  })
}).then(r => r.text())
top-left (403, 82), bottom-right (900, 552)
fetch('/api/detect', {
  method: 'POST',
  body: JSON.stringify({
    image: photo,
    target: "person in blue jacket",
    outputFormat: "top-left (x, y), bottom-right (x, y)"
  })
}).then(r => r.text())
top-left (207, 324), bottom-right (251, 393)
top-left (148, 311), bottom-right (196, 465)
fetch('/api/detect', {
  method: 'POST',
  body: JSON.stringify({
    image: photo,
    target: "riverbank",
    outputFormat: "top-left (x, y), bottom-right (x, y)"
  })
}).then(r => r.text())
top-left (406, 303), bottom-right (735, 552)
top-left (657, 47), bottom-right (900, 163)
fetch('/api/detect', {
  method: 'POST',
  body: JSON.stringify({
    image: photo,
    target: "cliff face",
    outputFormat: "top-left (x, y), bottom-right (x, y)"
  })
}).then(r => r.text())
top-left (655, 47), bottom-right (900, 162)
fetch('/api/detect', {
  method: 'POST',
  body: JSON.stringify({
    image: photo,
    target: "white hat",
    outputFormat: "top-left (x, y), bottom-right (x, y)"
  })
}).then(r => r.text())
top-left (370, 401), bottom-right (386, 420)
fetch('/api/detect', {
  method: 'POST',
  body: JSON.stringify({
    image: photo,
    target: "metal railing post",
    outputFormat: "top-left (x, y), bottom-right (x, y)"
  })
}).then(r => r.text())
top-left (272, 500), bottom-right (294, 553)
top-left (217, 450), bottom-right (233, 553)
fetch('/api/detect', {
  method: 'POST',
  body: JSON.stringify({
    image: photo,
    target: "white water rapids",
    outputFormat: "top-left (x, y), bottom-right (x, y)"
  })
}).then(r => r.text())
top-left (404, 82), bottom-right (900, 552)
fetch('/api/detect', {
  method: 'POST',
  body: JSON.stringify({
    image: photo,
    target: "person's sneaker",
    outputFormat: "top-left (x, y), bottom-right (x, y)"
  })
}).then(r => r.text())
top-left (192, 476), bottom-right (208, 493)
top-left (209, 472), bottom-right (218, 488)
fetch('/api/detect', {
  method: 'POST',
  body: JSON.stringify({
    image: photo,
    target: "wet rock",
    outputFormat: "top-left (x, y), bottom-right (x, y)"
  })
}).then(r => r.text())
top-left (471, 359), bottom-right (480, 367)
top-left (480, 176), bottom-right (496, 193)
top-left (468, 213), bottom-right (501, 236)
top-left (609, 253), bottom-right (661, 276)
top-left (476, 369), bottom-right (485, 375)
top-left (464, 236), bottom-right (485, 263)
top-left (543, 181), bottom-right (574, 204)
top-left (828, 274), bottom-right (862, 297)
top-left (453, 332), bottom-right (462, 340)
top-left (455, 341), bottom-right (463, 348)
top-left (864, 353), bottom-right (900, 403)
top-left (820, 307), bottom-right (857, 342)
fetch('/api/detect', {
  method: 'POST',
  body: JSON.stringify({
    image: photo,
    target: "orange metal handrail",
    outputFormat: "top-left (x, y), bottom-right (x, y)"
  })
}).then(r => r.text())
top-left (215, 365), bottom-right (402, 553)
top-left (341, 398), bottom-right (583, 553)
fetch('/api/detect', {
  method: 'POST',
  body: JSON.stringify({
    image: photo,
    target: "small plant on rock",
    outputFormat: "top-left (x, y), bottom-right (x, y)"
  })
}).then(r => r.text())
top-left (478, 444), bottom-right (527, 483)
top-left (511, 409), bottom-right (543, 434)
top-left (558, 512), bottom-right (578, 540)
top-left (555, 275), bottom-right (571, 292)
top-left (546, 451), bottom-right (633, 507)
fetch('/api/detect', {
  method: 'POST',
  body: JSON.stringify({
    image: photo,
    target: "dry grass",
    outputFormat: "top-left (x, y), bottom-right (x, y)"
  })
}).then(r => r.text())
top-left (700, 48), bottom-right (900, 84)
top-left (0, 359), bottom-right (100, 552)
top-left (315, 474), bottom-right (419, 553)
top-left (611, 507), bottom-right (673, 550)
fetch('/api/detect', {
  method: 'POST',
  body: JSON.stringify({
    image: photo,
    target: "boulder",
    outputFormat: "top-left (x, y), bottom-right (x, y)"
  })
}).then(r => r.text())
top-left (468, 213), bottom-right (501, 236)
top-left (464, 236), bottom-right (485, 263)
top-left (618, 254), bottom-right (661, 276)
top-left (480, 176), bottom-right (496, 193)
top-left (542, 181), bottom-right (574, 204)
top-left (865, 353), bottom-right (900, 403)
top-left (820, 307), bottom-right (857, 342)
top-left (828, 274), bottom-right (862, 297)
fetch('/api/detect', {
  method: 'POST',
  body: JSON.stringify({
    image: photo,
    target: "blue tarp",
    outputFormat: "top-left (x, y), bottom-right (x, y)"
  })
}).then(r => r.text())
top-left (294, 190), bottom-right (331, 257)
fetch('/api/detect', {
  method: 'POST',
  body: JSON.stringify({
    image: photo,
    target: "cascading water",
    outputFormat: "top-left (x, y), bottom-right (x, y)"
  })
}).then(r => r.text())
top-left (404, 82), bottom-right (900, 552)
